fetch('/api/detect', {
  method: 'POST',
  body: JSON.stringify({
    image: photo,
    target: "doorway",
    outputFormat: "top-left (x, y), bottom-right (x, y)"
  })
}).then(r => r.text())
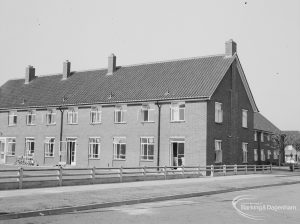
top-left (66, 138), bottom-right (77, 165)
top-left (170, 139), bottom-right (185, 167)
top-left (0, 138), bottom-right (6, 164)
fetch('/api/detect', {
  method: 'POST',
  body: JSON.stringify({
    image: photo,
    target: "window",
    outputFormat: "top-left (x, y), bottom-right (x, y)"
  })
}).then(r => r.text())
top-left (261, 132), bottom-right (264, 142)
top-left (242, 109), bottom-right (248, 128)
top-left (267, 134), bottom-right (270, 141)
top-left (7, 138), bottom-right (16, 156)
top-left (114, 106), bottom-right (126, 123)
top-left (267, 150), bottom-right (271, 160)
top-left (67, 108), bottom-right (78, 124)
top-left (26, 110), bottom-right (36, 125)
top-left (90, 106), bottom-right (101, 124)
top-left (46, 109), bottom-right (56, 125)
top-left (140, 137), bottom-right (154, 161)
top-left (254, 131), bottom-right (257, 141)
top-left (254, 149), bottom-right (258, 161)
top-left (242, 142), bottom-right (248, 163)
top-left (261, 149), bottom-right (265, 161)
top-left (25, 138), bottom-right (35, 157)
top-left (215, 102), bottom-right (223, 123)
top-left (8, 111), bottom-right (17, 126)
top-left (141, 105), bottom-right (154, 122)
top-left (274, 150), bottom-right (278, 159)
top-left (113, 137), bottom-right (126, 160)
top-left (170, 102), bottom-right (185, 122)
top-left (44, 137), bottom-right (55, 157)
top-left (88, 137), bottom-right (100, 159)
top-left (214, 140), bottom-right (222, 163)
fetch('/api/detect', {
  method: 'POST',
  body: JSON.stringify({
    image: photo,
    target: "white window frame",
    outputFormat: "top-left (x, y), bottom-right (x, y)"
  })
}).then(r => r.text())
top-left (140, 137), bottom-right (155, 161)
top-left (7, 138), bottom-right (16, 156)
top-left (254, 131), bottom-right (257, 141)
top-left (44, 137), bottom-right (55, 157)
top-left (261, 132), bottom-right (264, 142)
top-left (242, 142), bottom-right (248, 163)
top-left (67, 107), bottom-right (78, 124)
top-left (267, 134), bottom-right (270, 142)
top-left (141, 105), bottom-right (154, 122)
top-left (88, 137), bottom-right (101, 159)
top-left (46, 109), bottom-right (56, 125)
top-left (25, 137), bottom-right (35, 157)
top-left (214, 140), bottom-right (222, 163)
top-left (254, 149), bottom-right (258, 161)
top-left (215, 102), bottom-right (223, 123)
top-left (242, 109), bottom-right (248, 128)
top-left (113, 137), bottom-right (126, 160)
top-left (274, 150), bottom-right (278, 159)
top-left (267, 150), bottom-right (271, 160)
top-left (26, 110), bottom-right (36, 125)
top-left (114, 106), bottom-right (126, 123)
top-left (170, 102), bottom-right (185, 122)
top-left (261, 149), bottom-right (265, 161)
top-left (8, 111), bottom-right (17, 126)
top-left (90, 106), bottom-right (102, 124)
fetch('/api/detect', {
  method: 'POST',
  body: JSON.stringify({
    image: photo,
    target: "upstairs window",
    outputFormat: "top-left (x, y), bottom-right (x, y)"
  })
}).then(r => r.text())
top-left (89, 137), bottom-right (101, 159)
top-left (140, 137), bottom-right (154, 161)
top-left (46, 109), bottom-right (56, 125)
top-left (242, 142), bottom-right (248, 163)
top-left (242, 109), bottom-right (248, 128)
top-left (7, 138), bottom-right (16, 156)
top-left (67, 107), bottom-right (78, 124)
top-left (261, 149), bottom-right (265, 161)
top-left (113, 137), bottom-right (126, 160)
top-left (26, 110), bottom-right (36, 125)
top-left (254, 131), bottom-right (257, 141)
top-left (261, 132), bottom-right (264, 142)
top-left (141, 105), bottom-right (154, 122)
top-left (170, 102), bottom-right (185, 122)
top-left (254, 149), bottom-right (258, 161)
top-left (114, 106), bottom-right (126, 123)
top-left (25, 137), bottom-right (35, 157)
top-left (215, 102), bottom-right (223, 123)
top-left (44, 137), bottom-right (55, 157)
top-left (90, 106), bottom-right (102, 124)
top-left (8, 111), bottom-right (17, 126)
top-left (214, 140), bottom-right (222, 163)
top-left (267, 134), bottom-right (270, 141)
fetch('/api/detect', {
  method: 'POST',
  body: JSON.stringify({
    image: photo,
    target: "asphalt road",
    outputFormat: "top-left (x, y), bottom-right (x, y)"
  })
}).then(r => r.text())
top-left (3, 182), bottom-right (300, 224)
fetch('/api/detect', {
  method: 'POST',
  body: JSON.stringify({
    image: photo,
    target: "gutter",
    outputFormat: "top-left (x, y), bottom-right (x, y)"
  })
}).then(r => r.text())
top-left (58, 106), bottom-right (65, 162)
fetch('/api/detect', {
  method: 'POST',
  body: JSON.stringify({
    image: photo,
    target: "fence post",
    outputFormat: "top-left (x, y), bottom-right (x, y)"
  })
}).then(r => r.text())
top-left (223, 165), bottom-right (226, 176)
top-left (164, 166), bottom-right (167, 180)
top-left (234, 164), bottom-right (237, 175)
top-left (59, 166), bottom-right (63, 186)
top-left (245, 165), bottom-right (247, 174)
top-left (182, 165), bottom-right (185, 177)
top-left (254, 165), bottom-right (256, 174)
top-left (210, 165), bottom-right (214, 177)
top-left (18, 167), bottom-right (23, 189)
top-left (120, 166), bottom-right (123, 183)
top-left (92, 167), bottom-right (96, 184)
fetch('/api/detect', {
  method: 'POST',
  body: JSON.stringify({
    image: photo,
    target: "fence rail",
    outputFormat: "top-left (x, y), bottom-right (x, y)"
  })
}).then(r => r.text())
top-left (0, 164), bottom-right (272, 190)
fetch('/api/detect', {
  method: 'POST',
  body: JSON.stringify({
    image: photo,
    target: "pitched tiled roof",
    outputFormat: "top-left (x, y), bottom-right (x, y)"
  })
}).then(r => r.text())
top-left (254, 113), bottom-right (281, 134)
top-left (0, 55), bottom-right (236, 109)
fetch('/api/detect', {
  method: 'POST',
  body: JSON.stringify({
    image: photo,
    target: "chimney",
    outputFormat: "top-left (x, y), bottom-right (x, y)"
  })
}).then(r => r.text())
top-left (25, 65), bottom-right (36, 84)
top-left (107, 54), bottom-right (116, 75)
top-left (225, 39), bottom-right (237, 57)
top-left (62, 60), bottom-right (71, 79)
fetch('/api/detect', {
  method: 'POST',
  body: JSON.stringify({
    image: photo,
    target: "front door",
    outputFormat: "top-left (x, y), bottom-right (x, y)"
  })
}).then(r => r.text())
top-left (66, 138), bottom-right (77, 165)
top-left (171, 140), bottom-right (185, 167)
top-left (0, 138), bottom-right (6, 164)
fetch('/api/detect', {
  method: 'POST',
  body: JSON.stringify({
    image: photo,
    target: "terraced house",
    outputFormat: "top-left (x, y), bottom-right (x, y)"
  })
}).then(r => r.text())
top-left (0, 40), bottom-right (259, 168)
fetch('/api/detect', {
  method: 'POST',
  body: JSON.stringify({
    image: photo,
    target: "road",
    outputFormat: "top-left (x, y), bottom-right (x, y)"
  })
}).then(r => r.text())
top-left (3, 182), bottom-right (300, 224)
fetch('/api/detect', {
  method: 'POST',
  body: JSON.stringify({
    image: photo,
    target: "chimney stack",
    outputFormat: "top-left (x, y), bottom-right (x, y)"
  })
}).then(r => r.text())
top-left (107, 54), bottom-right (116, 75)
top-left (25, 65), bottom-right (36, 84)
top-left (62, 60), bottom-right (71, 79)
top-left (225, 39), bottom-right (237, 57)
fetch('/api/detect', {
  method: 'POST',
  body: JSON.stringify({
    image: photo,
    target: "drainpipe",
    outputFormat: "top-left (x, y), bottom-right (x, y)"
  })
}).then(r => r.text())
top-left (156, 102), bottom-right (161, 168)
top-left (58, 106), bottom-right (64, 162)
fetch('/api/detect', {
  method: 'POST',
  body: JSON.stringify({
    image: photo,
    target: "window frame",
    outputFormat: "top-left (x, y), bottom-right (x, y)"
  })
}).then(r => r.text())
top-left (214, 140), bottom-right (222, 163)
top-left (242, 109), bottom-right (248, 128)
top-left (242, 142), bottom-right (248, 163)
top-left (26, 110), bottom-right (36, 126)
top-left (7, 138), bottom-right (16, 156)
top-left (254, 131), bottom-right (257, 141)
top-left (140, 137), bottom-right (155, 161)
top-left (215, 102), bottom-right (223, 123)
top-left (46, 109), bottom-right (56, 125)
top-left (67, 107), bottom-right (78, 125)
top-left (25, 137), bottom-right (35, 157)
top-left (44, 137), bottom-right (55, 157)
top-left (90, 106), bottom-right (102, 124)
top-left (261, 149), bottom-right (265, 161)
top-left (114, 106), bottom-right (126, 124)
top-left (267, 150), bottom-right (271, 160)
top-left (88, 137), bottom-right (101, 159)
top-left (113, 137), bottom-right (126, 160)
top-left (254, 149), bottom-right (258, 161)
top-left (141, 105), bottom-right (154, 123)
top-left (8, 111), bottom-right (17, 126)
top-left (261, 132), bottom-right (264, 142)
top-left (170, 102), bottom-right (185, 122)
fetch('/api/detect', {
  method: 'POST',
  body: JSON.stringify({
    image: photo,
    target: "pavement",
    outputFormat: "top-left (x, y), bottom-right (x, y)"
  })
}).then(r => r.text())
top-left (0, 169), bottom-right (300, 220)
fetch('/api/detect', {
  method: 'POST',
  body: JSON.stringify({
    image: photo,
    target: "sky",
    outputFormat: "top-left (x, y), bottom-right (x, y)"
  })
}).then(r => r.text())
top-left (0, 0), bottom-right (299, 131)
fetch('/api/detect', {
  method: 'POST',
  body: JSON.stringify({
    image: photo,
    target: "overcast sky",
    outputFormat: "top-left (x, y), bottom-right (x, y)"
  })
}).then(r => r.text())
top-left (0, 0), bottom-right (299, 131)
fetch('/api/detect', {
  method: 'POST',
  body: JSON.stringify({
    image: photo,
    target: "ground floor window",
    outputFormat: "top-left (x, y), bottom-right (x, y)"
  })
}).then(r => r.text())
top-left (242, 142), bottom-right (248, 163)
top-left (25, 138), bottom-right (35, 157)
top-left (274, 150), bottom-right (279, 159)
top-left (44, 137), bottom-right (55, 157)
top-left (261, 149), bottom-right (265, 161)
top-left (267, 150), bottom-right (271, 160)
top-left (89, 137), bottom-right (100, 159)
top-left (113, 137), bottom-right (126, 160)
top-left (254, 149), bottom-right (258, 161)
top-left (140, 137), bottom-right (154, 161)
top-left (214, 140), bottom-right (222, 163)
top-left (7, 138), bottom-right (16, 156)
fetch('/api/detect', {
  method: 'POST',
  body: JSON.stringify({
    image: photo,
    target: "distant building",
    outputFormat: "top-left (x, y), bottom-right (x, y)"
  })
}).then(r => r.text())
top-left (0, 40), bottom-right (259, 167)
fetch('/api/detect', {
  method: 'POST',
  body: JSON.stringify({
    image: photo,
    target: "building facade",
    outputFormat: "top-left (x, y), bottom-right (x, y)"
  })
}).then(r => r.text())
top-left (0, 40), bottom-right (259, 167)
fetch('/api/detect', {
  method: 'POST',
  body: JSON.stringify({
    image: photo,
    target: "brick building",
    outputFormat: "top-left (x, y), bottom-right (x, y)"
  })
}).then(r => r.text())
top-left (0, 40), bottom-right (259, 167)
